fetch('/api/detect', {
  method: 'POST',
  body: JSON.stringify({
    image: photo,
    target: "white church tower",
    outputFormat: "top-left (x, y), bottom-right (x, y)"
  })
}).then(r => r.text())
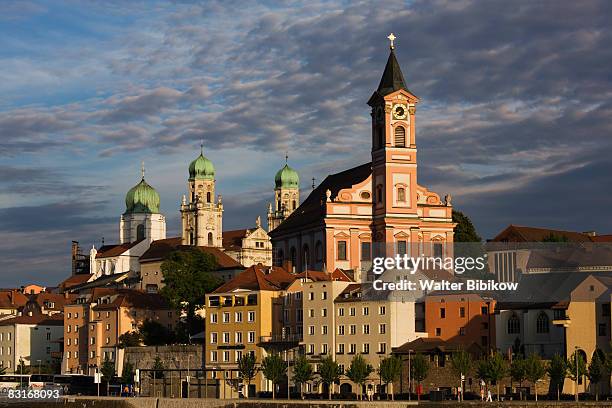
top-left (180, 147), bottom-right (223, 247)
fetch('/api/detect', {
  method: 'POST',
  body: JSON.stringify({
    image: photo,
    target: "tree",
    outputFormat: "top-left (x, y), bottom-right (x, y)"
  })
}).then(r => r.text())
top-left (319, 356), bottom-right (342, 400)
top-left (547, 354), bottom-right (567, 401)
top-left (0, 366), bottom-right (6, 375)
top-left (450, 350), bottom-right (472, 401)
top-left (118, 331), bottom-right (142, 348)
top-left (261, 354), bottom-right (286, 399)
top-left (524, 354), bottom-right (546, 401)
top-left (121, 360), bottom-right (135, 385)
top-left (510, 358), bottom-right (527, 399)
top-left (345, 354), bottom-right (373, 400)
top-left (152, 356), bottom-right (165, 379)
top-left (292, 355), bottom-right (313, 399)
top-left (139, 319), bottom-right (174, 345)
top-left (238, 353), bottom-right (257, 398)
top-left (452, 210), bottom-right (482, 242)
top-left (101, 355), bottom-right (115, 395)
top-left (160, 249), bottom-right (222, 336)
top-left (588, 352), bottom-right (605, 401)
top-left (378, 356), bottom-right (402, 400)
top-left (567, 350), bottom-right (587, 401)
top-left (410, 353), bottom-right (429, 400)
top-left (452, 210), bottom-right (487, 276)
top-left (17, 358), bottom-right (29, 374)
top-left (488, 353), bottom-right (508, 401)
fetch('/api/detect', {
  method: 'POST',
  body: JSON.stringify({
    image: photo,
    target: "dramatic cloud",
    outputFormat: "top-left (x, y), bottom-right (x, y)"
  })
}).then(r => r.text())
top-left (0, 0), bottom-right (611, 286)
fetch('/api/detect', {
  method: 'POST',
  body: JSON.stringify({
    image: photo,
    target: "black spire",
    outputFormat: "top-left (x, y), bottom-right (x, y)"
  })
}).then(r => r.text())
top-left (376, 49), bottom-right (408, 96)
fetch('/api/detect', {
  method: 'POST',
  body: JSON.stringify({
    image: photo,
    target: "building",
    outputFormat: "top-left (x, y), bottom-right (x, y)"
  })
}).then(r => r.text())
top-left (62, 288), bottom-right (175, 375)
top-left (269, 40), bottom-right (455, 280)
top-left (423, 292), bottom-right (495, 352)
top-left (138, 237), bottom-right (245, 293)
top-left (222, 218), bottom-right (273, 267)
top-left (0, 312), bottom-right (63, 373)
top-left (267, 158), bottom-right (300, 232)
top-left (495, 272), bottom-right (612, 396)
top-left (204, 265), bottom-right (298, 397)
top-left (0, 290), bottom-right (28, 317)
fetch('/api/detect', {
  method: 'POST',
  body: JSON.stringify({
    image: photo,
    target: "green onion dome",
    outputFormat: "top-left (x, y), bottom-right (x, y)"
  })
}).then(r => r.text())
top-left (275, 163), bottom-right (299, 189)
top-left (125, 177), bottom-right (160, 214)
top-left (189, 151), bottom-right (215, 181)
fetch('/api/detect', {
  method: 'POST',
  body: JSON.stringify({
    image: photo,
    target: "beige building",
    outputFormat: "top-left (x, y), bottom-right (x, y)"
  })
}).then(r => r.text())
top-left (222, 219), bottom-right (273, 267)
top-left (0, 312), bottom-right (63, 373)
top-left (0, 290), bottom-right (28, 318)
top-left (63, 288), bottom-right (175, 375)
top-left (204, 265), bottom-right (298, 397)
top-left (302, 281), bottom-right (427, 395)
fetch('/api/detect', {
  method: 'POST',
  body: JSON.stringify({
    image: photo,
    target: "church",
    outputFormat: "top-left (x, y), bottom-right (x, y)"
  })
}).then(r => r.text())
top-left (268, 38), bottom-right (455, 282)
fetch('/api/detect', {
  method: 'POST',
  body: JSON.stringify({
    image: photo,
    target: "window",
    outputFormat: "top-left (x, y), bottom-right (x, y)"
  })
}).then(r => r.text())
top-left (440, 308), bottom-right (446, 319)
top-left (397, 187), bottom-right (406, 202)
top-left (106, 337), bottom-right (110, 344)
top-left (363, 307), bottom-right (369, 316)
top-left (106, 324), bottom-right (110, 331)
top-left (599, 324), bottom-right (607, 337)
top-left (376, 185), bottom-right (383, 203)
top-left (315, 241), bottom-right (323, 262)
top-left (507, 314), bottom-right (520, 334)
top-left (136, 224), bottom-right (145, 241)
top-left (322, 325), bottom-right (329, 335)
top-left (321, 292), bottom-right (327, 300)
top-left (338, 308), bottom-right (345, 317)
top-left (379, 324), bottom-right (386, 334)
top-left (210, 351), bottom-right (217, 362)
top-left (206, 192), bottom-right (211, 203)
top-left (394, 126), bottom-right (406, 147)
top-left (337, 241), bottom-right (347, 260)
top-left (433, 242), bottom-right (443, 258)
top-left (247, 311), bottom-right (255, 322)
top-left (210, 332), bottom-right (218, 344)
top-left (235, 332), bottom-right (243, 343)
top-left (350, 325), bottom-right (356, 335)
top-left (222, 332), bottom-right (230, 343)
top-left (321, 344), bottom-right (328, 355)
top-left (349, 344), bottom-right (357, 354)
top-left (536, 312), bottom-right (549, 334)
top-left (460, 307), bottom-right (466, 318)
top-left (338, 325), bottom-right (345, 335)
top-left (361, 242), bottom-right (371, 261)
top-left (247, 331), bottom-right (255, 343)
top-left (223, 351), bottom-right (230, 362)
top-left (210, 313), bottom-right (217, 323)
top-left (338, 343), bottom-right (345, 354)
top-left (481, 306), bottom-right (489, 315)
top-left (235, 312), bottom-right (243, 322)
top-left (46, 332), bottom-right (51, 340)
top-left (308, 309), bottom-right (315, 318)
top-left (363, 324), bottom-right (370, 334)
top-left (350, 307), bottom-right (356, 316)
top-left (460, 327), bottom-right (466, 336)
top-left (321, 308), bottom-right (327, 317)
top-left (435, 328), bottom-right (441, 336)
top-left (223, 312), bottom-right (230, 323)
top-left (362, 343), bottom-right (370, 354)
top-left (308, 326), bottom-right (315, 335)
top-left (379, 306), bottom-right (386, 315)
top-left (307, 344), bottom-right (315, 355)
top-left (308, 292), bottom-right (314, 301)
top-left (397, 240), bottom-right (407, 255)
top-left (236, 350), bottom-right (243, 362)
top-left (208, 232), bottom-right (214, 246)
top-left (378, 343), bottom-right (387, 354)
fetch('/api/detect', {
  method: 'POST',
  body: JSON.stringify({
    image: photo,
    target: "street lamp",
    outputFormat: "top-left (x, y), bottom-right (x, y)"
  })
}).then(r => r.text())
top-left (37, 359), bottom-right (42, 375)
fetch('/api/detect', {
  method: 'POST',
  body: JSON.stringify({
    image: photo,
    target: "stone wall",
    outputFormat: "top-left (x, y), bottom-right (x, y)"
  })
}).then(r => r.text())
top-left (123, 344), bottom-right (204, 371)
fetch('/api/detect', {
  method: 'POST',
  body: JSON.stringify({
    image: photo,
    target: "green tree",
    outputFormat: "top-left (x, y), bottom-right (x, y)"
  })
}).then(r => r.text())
top-left (588, 352), bottom-right (605, 401)
top-left (139, 319), bottom-right (174, 345)
top-left (345, 354), bottom-right (373, 400)
top-left (118, 331), bottom-right (142, 348)
top-left (160, 249), bottom-right (222, 336)
top-left (238, 353), bottom-right (257, 398)
top-left (318, 356), bottom-right (342, 400)
top-left (510, 358), bottom-right (527, 399)
top-left (487, 352), bottom-right (508, 401)
top-left (411, 353), bottom-right (429, 401)
top-left (100, 355), bottom-right (115, 395)
top-left (17, 358), bottom-right (29, 374)
top-left (152, 356), bottom-right (165, 379)
top-left (524, 354), bottom-right (546, 401)
top-left (452, 210), bottom-right (482, 242)
top-left (121, 360), bottom-right (135, 384)
top-left (452, 210), bottom-right (487, 276)
top-left (547, 354), bottom-right (567, 401)
top-left (567, 351), bottom-right (587, 401)
top-left (450, 350), bottom-right (472, 401)
top-left (292, 355), bottom-right (313, 399)
top-left (261, 354), bottom-right (286, 399)
top-left (378, 356), bottom-right (402, 400)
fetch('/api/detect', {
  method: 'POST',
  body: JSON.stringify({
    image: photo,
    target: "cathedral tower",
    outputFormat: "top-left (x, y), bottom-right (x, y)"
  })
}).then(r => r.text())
top-left (180, 147), bottom-right (223, 247)
top-left (367, 34), bottom-right (420, 253)
top-left (120, 164), bottom-right (166, 244)
top-left (267, 156), bottom-right (300, 231)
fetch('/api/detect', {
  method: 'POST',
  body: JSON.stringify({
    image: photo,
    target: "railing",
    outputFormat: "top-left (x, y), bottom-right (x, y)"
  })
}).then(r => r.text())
top-left (259, 334), bottom-right (303, 343)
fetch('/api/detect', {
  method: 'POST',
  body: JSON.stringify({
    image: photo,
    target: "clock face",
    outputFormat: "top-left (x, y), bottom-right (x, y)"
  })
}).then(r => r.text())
top-left (393, 104), bottom-right (407, 120)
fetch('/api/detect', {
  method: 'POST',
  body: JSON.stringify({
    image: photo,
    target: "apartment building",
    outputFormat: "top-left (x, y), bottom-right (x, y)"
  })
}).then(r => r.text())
top-left (63, 288), bottom-right (175, 375)
top-left (204, 264), bottom-right (298, 396)
top-left (0, 312), bottom-right (63, 373)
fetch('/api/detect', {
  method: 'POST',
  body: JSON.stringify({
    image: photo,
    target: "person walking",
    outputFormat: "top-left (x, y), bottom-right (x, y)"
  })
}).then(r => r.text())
top-left (486, 389), bottom-right (493, 402)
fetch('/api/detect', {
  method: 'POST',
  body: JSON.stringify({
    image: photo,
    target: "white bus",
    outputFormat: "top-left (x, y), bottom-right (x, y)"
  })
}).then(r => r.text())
top-left (0, 375), bottom-right (31, 390)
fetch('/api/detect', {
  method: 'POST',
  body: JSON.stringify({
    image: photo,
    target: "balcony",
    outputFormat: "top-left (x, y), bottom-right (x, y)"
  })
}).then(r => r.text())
top-left (553, 315), bottom-right (571, 327)
top-left (258, 334), bottom-right (302, 348)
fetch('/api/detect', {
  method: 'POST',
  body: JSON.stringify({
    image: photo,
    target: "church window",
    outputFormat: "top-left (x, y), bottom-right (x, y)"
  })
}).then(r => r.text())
top-left (433, 242), bottom-right (443, 258)
top-left (337, 241), bottom-right (347, 261)
top-left (275, 249), bottom-right (284, 267)
top-left (136, 224), bottom-right (145, 241)
top-left (207, 192), bottom-right (211, 203)
top-left (376, 126), bottom-right (384, 149)
top-left (315, 241), bottom-right (323, 262)
top-left (361, 242), bottom-right (371, 261)
top-left (292, 200), bottom-right (297, 210)
top-left (376, 185), bottom-right (383, 203)
top-left (394, 126), bottom-right (406, 147)
top-left (507, 314), bottom-right (520, 334)
top-left (208, 232), bottom-right (214, 246)
top-left (290, 247), bottom-right (297, 272)
top-left (397, 187), bottom-right (406, 202)
top-left (397, 240), bottom-right (407, 256)
top-left (536, 312), bottom-right (549, 334)
top-left (277, 200), bottom-right (282, 211)
top-left (189, 232), bottom-right (195, 246)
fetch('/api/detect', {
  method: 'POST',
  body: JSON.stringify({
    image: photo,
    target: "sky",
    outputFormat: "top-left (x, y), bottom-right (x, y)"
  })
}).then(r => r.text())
top-left (1, 0), bottom-right (611, 287)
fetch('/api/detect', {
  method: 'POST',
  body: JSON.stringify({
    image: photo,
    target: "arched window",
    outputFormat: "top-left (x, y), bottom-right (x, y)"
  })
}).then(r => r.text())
top-left (315, 241), bottom-right (323, 262)
top-left (303, 245), bottom-right (310, 271)
top-left (397, 187), bottom-right (406, 202)
top-left (206, 192), bottom-right (211, 203)
top-left (274, 249), bottom-right (284, 267)
top-left (277, 200), bottom-right (282, 211)
top-left (290, 247), bottom-right (297, 272)
top-left (208, 232), bottom-right (214, 246)
top-left (136, 224), bottom-right (145, 241)
top-left (536, 312), bottom-right (549, 334)
top-left (376, 185), bottom-right (383, 203)
top-left (292, 200), bottom-right (297, 210)
top-left (508, 314), bottom-right (520, 334)
top-left (394, 126), bottom-right (406, 147)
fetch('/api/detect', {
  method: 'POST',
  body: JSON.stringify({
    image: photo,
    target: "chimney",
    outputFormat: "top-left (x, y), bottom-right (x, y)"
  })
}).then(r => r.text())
top-left (583, 231), bottom-right (597, 237)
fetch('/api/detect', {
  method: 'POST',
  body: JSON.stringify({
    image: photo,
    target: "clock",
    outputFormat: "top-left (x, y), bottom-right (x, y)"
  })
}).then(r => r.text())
top-left (392, 104), bottom-right (407, 120)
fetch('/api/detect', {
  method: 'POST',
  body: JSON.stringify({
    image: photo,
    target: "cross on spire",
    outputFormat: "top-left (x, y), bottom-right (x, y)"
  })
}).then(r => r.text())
top-left (312, 177), bottom-right (316, 190)
top-left (285, 151), bottom-right (288, 164)
top-left (387, 33), bottom-right (396, 50)
top-left (141, 161), bottom-right (145, 179)
top-left (200, 139), bottom-right (204, 155)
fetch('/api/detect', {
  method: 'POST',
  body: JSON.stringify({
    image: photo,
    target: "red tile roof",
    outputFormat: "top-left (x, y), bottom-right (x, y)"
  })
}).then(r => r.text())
top-left (96, 240), bottom-right (143, 258)
top-left (139, 237), bottom-right (243, 269)
top-left (294, 268), bottom-right (353, 282)
top-left (58, 274), bottom-right (93, 291)
top-left (491, 225), bottom-right (595, 243)
top-left (222, 229), bottom-right (249, 251)
top-left (0, 312), bottom-right (63, 326)
top-left (0, 290), bottom-right (28, 309)
top-left (213, 264), bottom-right (297, 293)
